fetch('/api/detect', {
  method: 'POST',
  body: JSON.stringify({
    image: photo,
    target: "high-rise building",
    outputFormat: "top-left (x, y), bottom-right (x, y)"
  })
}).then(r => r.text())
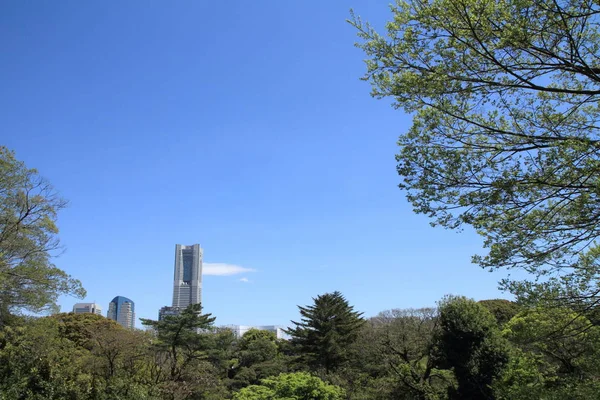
top-left (156, 244), bottom-right (204, 320)
top-left (224, 325), bottom-right (288, 339)
top-left (158, 305), bottom-right (181, 321)
top-left (107, 296), bottom-right (135, 329)
top-left (172, 244), bottom-right (203, 309)
top-left (72, 303), bottom-right (102, 315)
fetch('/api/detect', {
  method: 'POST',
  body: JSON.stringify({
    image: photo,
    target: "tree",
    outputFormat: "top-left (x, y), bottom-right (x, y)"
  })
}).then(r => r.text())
top-left (140, 303), bottom-right (216, 382)
top-left (237, 329), bottom-right (279, 369)
top-left (53, 312), bottom-right (156, 399)
top-left (478, 300), bottom-right (521, 327)
top-left (434, 296), bottom-right (510, 399)
top-left (140, 303), bottom-right (226, 399)
top-left (351, 0), bottom-right (600, 307)
top-left (286, 291), bottom-right (365, 373)
top-left (499, 307), bottom-right (600, 398)
top-left (0, 315), bottom-right (93, 399)
top-left (0, 313), bottom-right (162, 400)
top-left (204, 327), bottom-right (237, 380)
top-left (370, 308), bottom-right (455, 400)
top-left (0, 146), bottom-right (84, 325)
top-left (229, 329), bottom-right (288, 390)
top-left (326, 319), bottom-right (392, 399)
top-left (86, 320), bottom-right (150, 397)
top-left (233, 372), bottom-right (345, 400)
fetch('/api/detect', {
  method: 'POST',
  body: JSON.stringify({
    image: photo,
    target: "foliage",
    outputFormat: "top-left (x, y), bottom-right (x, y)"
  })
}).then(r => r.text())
top-left (331, 308), bottom-right (454, 400)
top-left (351, 0), bottom-right (600, 307)
top-left (497, 307), bottom-right (600, 398)
top-left (140, 303), bottom-right (219, 398)
top-left (434, 296), bottom-right (510, 399)
top-left (237, 329), bottom-right (279, 368)
top-left (0, 313), bottom-right (157, 399)
top-left (5, 290), bottom-right (600, 399)
top-left (0, 146), bottom-right (84, 325)
top-left (368, 308), bottom-right (454, 400)
top-left (493, 348), bottom-right (548, 400)
top-left (229, 328), bottom-right (288, 390)
top-left (233, 372), bottom-right (345, 400)
top-left (0, 316), bottom-right (91, 399)
top-left (52, 312), bottom-right (118, 345)
top-left (327, 320), bottom-right (393, 399)
top-left (204, 327), bottom-right (238, 380)
top-left (478, 300), bottom-right (521, 327)
top-left (140, 303), bottom-right (216, 350)
top-left (286, 291), bottom-right (365, 373)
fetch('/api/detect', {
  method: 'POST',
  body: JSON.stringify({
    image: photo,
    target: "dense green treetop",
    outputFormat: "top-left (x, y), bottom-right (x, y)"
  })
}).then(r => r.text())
top-left (496, 307), bottom-right (600, 399)
top-left (238, 329), bottom-right (279, 367)
top-left (233, 372), bottom-right (345, 400)
top-left (140, 303), bottom-right (216, 347)
top-left (435, 296), bottom-right (510, 399)
top-left (370, 308), bottom-right (454, 400)
top-left (504, 307), bottom-right (600, 376)
top-left (478, 299), bottom-right (521, 326)
top-left (141, 303), bottom-right (217, 384)
top-left (2, 292), bottom-right (600, 399)
top-left (286, 291), bottom-right (365, 373)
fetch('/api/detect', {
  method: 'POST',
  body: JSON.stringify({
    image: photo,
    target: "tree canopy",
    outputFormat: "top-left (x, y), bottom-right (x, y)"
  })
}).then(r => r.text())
top-left (0, 146), bottom-right (84, 324)
top-left (233, 372), bottom-right (345, 400)
top-left (435, 296), bottom-right (510, 399)
top-left (1, 292), bottom-right (599, 399)
top-left (286, 291), bottom-right (365, 373)
top-left (497, 307), bottom-right (600, 398)
top-left (478, 299), bottom-right (521, 326)
top-left (351, 0), bottom-right (600, 307)
top-left (370, 308), bottom-right (454, 399)
top-left (140, 303), bottom-right (216, 384)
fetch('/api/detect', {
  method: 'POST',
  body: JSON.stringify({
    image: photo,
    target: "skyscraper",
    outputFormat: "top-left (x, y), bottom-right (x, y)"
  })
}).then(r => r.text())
top-left (72, 303), bottom-right (102, 315)
top-left (107, 296), bottom-right (135, 329)
top-left (171, 244), bottom-right (203, 309)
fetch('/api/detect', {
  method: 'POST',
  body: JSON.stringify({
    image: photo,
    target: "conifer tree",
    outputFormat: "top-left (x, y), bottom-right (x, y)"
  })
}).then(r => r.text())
top-left (141, 303), bottom-right (216, 381)
top-left (286, 291), bottom-right (365, 373)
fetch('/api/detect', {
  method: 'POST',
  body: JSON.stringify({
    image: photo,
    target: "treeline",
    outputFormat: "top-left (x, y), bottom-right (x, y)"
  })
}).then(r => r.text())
top-left (1, 292), bottom-right (599, 399)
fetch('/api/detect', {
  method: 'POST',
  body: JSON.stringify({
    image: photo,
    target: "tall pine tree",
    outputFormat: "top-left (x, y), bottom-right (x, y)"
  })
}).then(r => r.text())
top-left (286, 291), bottom-right (365, 373)
top-left (141, 303), bottom-right (216, 382)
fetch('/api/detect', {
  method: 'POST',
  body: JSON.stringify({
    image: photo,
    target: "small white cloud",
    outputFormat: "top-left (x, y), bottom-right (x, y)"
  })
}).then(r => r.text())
top-left (239, 277), bottom-right (249, 283)
top-left (203, 263), bottom-right (256, 276)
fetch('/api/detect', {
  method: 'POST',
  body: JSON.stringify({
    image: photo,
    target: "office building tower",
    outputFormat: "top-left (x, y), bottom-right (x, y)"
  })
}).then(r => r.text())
top-left (72, 303), bottom-right (102, 315)
top-left (158, 305), bottom-right (180, 321)
top-left (107, 296), bottom-right (135, 329)
top-left (172, 244), bottom-right (203, 309)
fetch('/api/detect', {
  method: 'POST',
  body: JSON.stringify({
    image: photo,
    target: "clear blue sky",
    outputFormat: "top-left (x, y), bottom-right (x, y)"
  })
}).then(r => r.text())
top-left (1, 1), bottom-right (510, 328)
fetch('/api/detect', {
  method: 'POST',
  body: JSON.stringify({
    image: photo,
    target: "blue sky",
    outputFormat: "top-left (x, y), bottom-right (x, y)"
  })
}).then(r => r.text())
top-left (1, 1), bottom-right (510, 328)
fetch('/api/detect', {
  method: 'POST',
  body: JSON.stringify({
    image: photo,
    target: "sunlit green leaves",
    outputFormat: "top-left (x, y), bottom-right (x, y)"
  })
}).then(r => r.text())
top-left (0, 147), bottom-right (84, 324)
top-left (352, 0), bottom-right (600, 306)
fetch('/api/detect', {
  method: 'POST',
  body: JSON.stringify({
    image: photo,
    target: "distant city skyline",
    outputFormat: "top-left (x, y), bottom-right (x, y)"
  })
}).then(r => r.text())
top-left (68, 244), bottom-right (286, 331)
top-left (5, 1), bottom-right (509, 327)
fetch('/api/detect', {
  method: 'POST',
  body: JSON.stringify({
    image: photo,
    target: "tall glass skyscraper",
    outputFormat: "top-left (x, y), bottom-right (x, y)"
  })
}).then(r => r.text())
top-left (107, 296), bottom-right (135, 329)
top-left (172, 244), bottom-right (203, 309)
